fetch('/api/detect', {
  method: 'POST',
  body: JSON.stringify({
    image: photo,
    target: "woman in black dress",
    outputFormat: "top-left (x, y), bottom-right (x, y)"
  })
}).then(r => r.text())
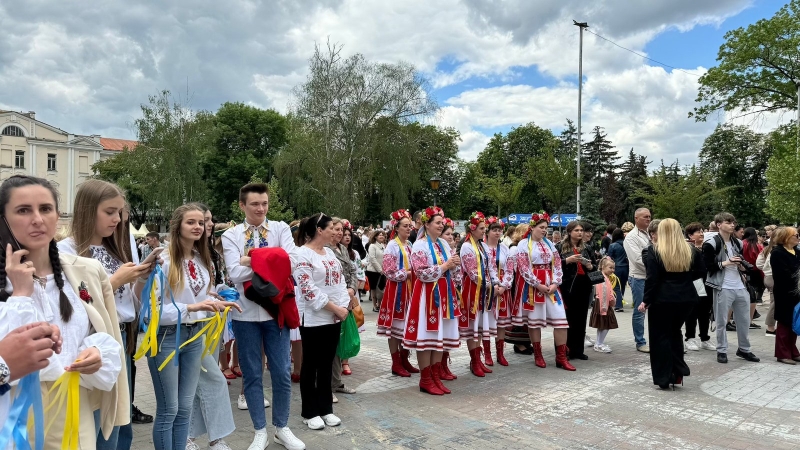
top-left (767, 227), bottom-right (800, 364)
top-left (557, 221), bottom-right (596, 360)
top-left (639, 219), bottom-right (706, 389)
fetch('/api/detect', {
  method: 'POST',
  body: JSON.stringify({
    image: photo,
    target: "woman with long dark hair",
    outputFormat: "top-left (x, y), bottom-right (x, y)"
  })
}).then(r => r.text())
top-left (294, 213), bottom-right (350, 429)
top-left (0, 175), bottom-right (127, 448)
top-left (742, 227), bottom-right (764, 328)
top-left (557, 221), bottom-right (596, 361)
top-left (639, 219), bottom-right (705, 389)
top-left (327, 219), bottom-right (358, 393)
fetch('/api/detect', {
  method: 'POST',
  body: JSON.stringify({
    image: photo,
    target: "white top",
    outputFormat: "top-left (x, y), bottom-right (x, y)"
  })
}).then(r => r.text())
top-left (58, 237), bottom-right (137, 324)
top-left (294, 246), bottom-right (350, 327)
top-left (721, 240), bottom-right (746, 290)
top-left (623, 227), bottom-right (651, 279)
top-left (221, 220), bottom-right (297, 322)
top-left (129, 231), bottom-right (140, 264)
top-left (156, 251), bottom-right (215, 325)
top-left (486, 243), bottom-right (514, 289)
top-left (0, 276), bottom-right (121, 390)
top-left (460, 238), bottom-right (500, 286)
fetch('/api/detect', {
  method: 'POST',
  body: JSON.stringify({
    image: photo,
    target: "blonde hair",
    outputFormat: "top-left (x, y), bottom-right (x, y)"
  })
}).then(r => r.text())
top-left (599, 256), bottom-right (615, 272)
top-left (511, 224), bottom-right (529, 245)
top-left (70, 179), bottom-right (130, 263)
top-left (166, 204), bottom-right (212, 294)
top-left (763, 227), bottom-right (790, 257)
top-left (654, 219), bottom-right (693, 272)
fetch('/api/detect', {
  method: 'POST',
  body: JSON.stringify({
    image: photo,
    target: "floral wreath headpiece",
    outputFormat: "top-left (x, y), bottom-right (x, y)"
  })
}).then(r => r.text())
top-left (420, 206), bottom-right (444, 224)
top-left (341, 219), bottom-right (353, 232)
top-left (486, 216), bottom-right (505, 230)
top-left (530, 211), bottom-right (551, 226)
top-left (442, 217), bottom-right (454, 229)
top-left (390, 209), bottom-right (412, 228)
top-left (467, 211), bottom-right (486, 231)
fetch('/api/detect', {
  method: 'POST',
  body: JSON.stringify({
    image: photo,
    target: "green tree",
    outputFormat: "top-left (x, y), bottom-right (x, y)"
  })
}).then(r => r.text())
top-left (699, 123), bottom-right (772, 226)
top-left (765, 123), bottom-right (800, 222)
top-left (229, 174), bottom-right (294, 223)
top-left (93, 145), bottom-right (158, 227)
top-left (618, 148), bottom-right (650, 222)
top-left (582, 126), bottom-right (619, 187)
top-left (529, 146), bottom-right (575, 229)
top-left (200, 102), bottom-right (288, 219)
top-left (691, 0), bottom-right (800, 121)
top-left (636, 163), bottom-right (727, 225)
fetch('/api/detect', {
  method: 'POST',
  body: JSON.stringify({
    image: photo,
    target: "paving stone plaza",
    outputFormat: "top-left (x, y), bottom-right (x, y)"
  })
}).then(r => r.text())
top-left (131, 292), bottom-right (800, 449)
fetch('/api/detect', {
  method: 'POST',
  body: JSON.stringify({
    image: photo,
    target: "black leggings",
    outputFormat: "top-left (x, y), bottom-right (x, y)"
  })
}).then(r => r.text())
top-left (685, 285), bottom-right (714, 341)
top-left (563, 275), bottom-right (593, 358)
top-left (299, 322), bottom-right (341, 419)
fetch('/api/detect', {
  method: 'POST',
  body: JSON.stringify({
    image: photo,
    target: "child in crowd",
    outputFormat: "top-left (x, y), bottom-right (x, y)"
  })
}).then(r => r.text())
top-left (590, 257), bottom-right (619, 353)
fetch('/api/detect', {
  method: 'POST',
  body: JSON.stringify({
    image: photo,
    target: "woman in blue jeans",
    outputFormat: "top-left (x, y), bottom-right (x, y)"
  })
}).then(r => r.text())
top-left (147, 204), bottom-right (240, 450)
top-left (606, 228), bottom-right (629, 312)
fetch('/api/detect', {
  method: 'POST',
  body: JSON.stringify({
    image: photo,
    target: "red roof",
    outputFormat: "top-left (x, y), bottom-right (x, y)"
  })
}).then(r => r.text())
top-left (100, 138), bottom-right (138, 152)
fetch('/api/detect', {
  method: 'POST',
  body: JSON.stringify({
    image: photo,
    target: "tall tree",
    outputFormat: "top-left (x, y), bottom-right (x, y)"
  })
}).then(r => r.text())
top-left (618, 148), bottom-right (650, 222)
top-left (582, 126), bottom-right (619, 187)
top-left (529, 146), bottom-right (576, 229)
top-left (765, 123), bottom-right (800, 223)
top-left (699, 123), bottom-right (772, 226)
top-left (636, 163), bottom-right (727, 225)
top-left (691, 0), bottom-right (800, 122)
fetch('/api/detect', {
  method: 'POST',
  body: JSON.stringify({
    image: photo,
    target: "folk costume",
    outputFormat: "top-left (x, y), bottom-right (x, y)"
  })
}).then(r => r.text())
top-left (378, 209), bottom-right (419, 377)
top-left (512, 213), bottom-right (574, 371)
top-left (402, 207), bottom-right (461, 395)
top-left (485, 216), bottom-right (514, 367)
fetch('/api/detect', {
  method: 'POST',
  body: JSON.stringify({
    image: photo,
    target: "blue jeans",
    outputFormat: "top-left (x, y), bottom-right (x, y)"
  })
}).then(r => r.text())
top-left (614, 268), bottom-right (628, 310)
top-left (148, 324), bottom-right (204, 450)
top-left (232, 320), bottom-right (291, 430)
top-left (96, 328), bottom-right (133, 450)
top-left (189, 347), bottom-right (236, 441)
top-left (630, 277), bottom-right (647, 347)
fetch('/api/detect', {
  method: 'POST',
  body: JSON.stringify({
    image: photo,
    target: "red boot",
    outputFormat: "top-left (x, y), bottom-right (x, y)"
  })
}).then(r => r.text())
top-left (469, 347), bottom-right (485, 377)
top-left (431, 362), bottom-right (451, 394)
top-left (440, 351), bottom-right (457, 380)
top-left (533, 342), bottom-right (547, 368)
top-left (482, 340), bottom-right (494, 366)
top-left (391, 351), bottom-right (411, 377)
top-left (419, 366), bottom-right (444, 395)
top-left (495, 341), bottom-right (509, 366)
top-left (400, 348), bottom-right (420, 374)
top-left (555, 344), bottom-right (576, 371)
top-left (477, 346), bottom-right (492, 374)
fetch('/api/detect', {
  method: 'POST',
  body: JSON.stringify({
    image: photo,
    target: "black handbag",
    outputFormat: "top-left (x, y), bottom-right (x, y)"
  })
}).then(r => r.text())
top-left (587, 270), bottom-right (605, 285)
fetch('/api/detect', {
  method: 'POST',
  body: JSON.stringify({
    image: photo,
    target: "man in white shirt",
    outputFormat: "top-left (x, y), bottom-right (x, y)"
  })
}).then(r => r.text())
top-left (221, 183), bottom-right (305, 450)
top-left (623, 208), bottom-right (651, 353)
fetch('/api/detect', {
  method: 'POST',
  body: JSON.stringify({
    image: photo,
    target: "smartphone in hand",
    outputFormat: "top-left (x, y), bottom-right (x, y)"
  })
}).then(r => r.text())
top-left (0, 216), bottom-right (23, 254)
top-left (140, 247), bottom-right (164, 266)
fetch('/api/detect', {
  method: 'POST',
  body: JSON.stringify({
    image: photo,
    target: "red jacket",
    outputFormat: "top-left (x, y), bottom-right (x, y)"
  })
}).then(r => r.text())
top-left (243, 247), bottom-right (300, 329)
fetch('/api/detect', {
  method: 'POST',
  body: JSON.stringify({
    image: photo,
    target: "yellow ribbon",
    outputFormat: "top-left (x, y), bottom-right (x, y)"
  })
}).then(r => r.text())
top-left (133, 278), bottom-right (161, 361)
top-left (45, 370), bottom-right (81, 450)
top-left (157, 307), bottom-right (231, 371)
top-left (469, 235), bottom-right (484, 315)
top-left (395, 237), bottom-right (411, 293)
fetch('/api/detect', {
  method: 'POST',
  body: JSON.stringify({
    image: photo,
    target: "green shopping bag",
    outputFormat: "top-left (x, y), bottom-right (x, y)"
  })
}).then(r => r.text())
top-left (337, 311), bottom-right (361, 360)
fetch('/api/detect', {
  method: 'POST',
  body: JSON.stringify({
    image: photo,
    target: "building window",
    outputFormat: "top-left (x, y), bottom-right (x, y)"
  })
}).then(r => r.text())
top-left (1, 126), bottom-right (24, 137)
top-left (47, 153), bottom-right (57, 171)
top-left (14, 150), bottom-right (24, 169)
top-left (78, 155), bottom-right (89, 173)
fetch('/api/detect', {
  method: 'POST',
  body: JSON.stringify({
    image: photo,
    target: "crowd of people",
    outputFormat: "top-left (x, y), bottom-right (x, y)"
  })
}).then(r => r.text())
top-left (0, 174), bottom-right (798, 450)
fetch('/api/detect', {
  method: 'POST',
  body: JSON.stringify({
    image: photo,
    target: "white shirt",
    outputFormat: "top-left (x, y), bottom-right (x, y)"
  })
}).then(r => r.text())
top-left (294, 246), bottom-right (350, 327)
top-left (129, 231), bottom-right (140, 264)
top-left (0, 276), bottom-right (121, 390)
top-left (0, 355), bottom-right (8, 441)
top-left (156, 251), bottom-right (215, 325)
top-left (221, 219), bottom-right (297, 322)
top-left (57, 238), bottom-right (137, 324)
top-left (623, 227), bottom-right (651, 279)
top-left (721, 239), bottom-right (746, 290)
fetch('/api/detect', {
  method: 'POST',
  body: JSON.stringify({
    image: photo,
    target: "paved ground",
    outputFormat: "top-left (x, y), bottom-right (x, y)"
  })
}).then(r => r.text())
top-left (131, 292), bottom-right (800, 450)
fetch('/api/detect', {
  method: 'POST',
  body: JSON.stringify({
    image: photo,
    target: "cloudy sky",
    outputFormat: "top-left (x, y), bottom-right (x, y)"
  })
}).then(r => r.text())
top-left (0, 0), bottom-right (790, 165)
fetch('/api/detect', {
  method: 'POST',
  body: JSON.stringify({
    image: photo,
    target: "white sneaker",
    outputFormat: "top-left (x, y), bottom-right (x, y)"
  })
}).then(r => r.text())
top-left (274, 426), bottom-right (306, 449)
top-left (699, 340), bottom-right (716, 351)
top-left (686, 339), bottom-right (700, 351)
top-left (332, 393), bottom-right (338, 403)
top-left (302, 416), bottom-right (325, 430)
top-left (264, 398), bottom-right (271, 408)
top-left (585, 335), bottom-right (595, 347)
top-left (237, 394), bottom-right (248, 410)
top-left (322, 413), bottom-right (342, 426)
top-left (601, 344), bottom-right (612, 353)
top-left (248, 429), bottom-right (269, 450)
top-left (637, 345), bottom-right (650, 353)
top-left (186, 439), bottom-right (200, 450)
top-left (210, 440), bottom-right (232, 450)
top-left (593, 344), bottom-right (611, 353)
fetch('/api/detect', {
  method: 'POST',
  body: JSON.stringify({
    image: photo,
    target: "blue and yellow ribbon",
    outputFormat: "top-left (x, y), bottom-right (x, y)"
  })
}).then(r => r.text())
top-left (426, 236), bottom-right (458, 319)
top-left (0, 371), bottom-right (44, 450)
top-left (394, 237), bottom-right (411, 313)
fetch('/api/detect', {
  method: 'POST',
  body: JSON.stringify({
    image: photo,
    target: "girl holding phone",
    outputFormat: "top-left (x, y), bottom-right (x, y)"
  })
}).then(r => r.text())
top-left (57, 179), bottom-right (152, 450)
top-left (0, 175), bottom-right (127, 448)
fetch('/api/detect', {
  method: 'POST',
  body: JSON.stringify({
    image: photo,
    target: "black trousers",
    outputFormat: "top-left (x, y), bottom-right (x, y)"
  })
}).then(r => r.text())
top-left (684, 287), bottom-right (713, 341)
top-left (299, 322), bottom-right (341, 419)
top-left (648, 302), bottom-right (693, 386)
top-left (563, 275), bottom-right (593, 358)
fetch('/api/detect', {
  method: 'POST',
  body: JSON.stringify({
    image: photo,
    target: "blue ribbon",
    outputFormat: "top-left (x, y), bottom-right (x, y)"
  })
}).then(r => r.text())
top-left (217, 288), bottom-right (240, 302)
top-left (393, 249), bottom-right (405, 313)
top-left (426, 236), bottom-right (458, 317)
top-left (0, 371), bottom-right (44, 450)
top-left (139, 264), bottom-right (181, 366)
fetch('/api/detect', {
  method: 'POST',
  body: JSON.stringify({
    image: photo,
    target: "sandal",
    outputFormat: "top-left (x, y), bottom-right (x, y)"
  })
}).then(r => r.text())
top-left (342, 363), bottom-right (352, 376)
top-left (222, 368), bottom-right (237, 380)
top-left (231, 366), bottom-right (243, 377)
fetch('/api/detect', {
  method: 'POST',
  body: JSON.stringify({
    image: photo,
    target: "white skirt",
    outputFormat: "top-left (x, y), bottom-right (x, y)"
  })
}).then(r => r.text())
top-left (511, 300), bottom-right (569, 329)
top-left (459, 310), bottom-right (498, 339)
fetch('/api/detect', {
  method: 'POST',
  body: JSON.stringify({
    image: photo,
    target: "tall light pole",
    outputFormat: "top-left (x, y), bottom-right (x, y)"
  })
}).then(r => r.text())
top-left (573, 20), bottom-right (588, 216)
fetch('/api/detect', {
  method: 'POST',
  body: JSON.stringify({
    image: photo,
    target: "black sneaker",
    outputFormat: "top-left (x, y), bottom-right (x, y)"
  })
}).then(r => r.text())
top-left (736, 349), bottom-right (760, 362)
top-left (615, 308), bottom-right (625, 312)
top-left (132, 404), bottom-right (153, 424)
top-left (749, 323), bottom-right (761, 329)
top-left (717, 353), bottom-right (728, 364)
top-left (726, 322), bottom-right (736, 331)
top-left (753, 310), bottom-right (761, 319)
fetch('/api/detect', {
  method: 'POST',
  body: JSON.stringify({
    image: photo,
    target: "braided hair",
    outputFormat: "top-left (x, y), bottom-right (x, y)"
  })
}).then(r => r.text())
top-left (0, 175), bottom-right (73, 322)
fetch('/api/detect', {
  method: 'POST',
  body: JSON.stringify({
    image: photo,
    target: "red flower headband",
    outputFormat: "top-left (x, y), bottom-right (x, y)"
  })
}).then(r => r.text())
top-left (467, 211), bottom-right (486, 231)
top-left (530, 211), bottom-right (551, 226)
top-left (341, 219), bottom-right (353, 231)
top-left (442, 217), bottom-right (454, 229)
top-left (420, 206), bottom-right (444, 223)
top-left (390, 209), bottom-right (411, 228)
top-left (486, 216), bottom-right (505, 230)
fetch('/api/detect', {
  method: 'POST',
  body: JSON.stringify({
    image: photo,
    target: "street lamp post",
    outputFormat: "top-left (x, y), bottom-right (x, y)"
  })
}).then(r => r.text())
top-left (429, 176), bottom-right (441, 207)
top-left (573, 20), bottom-right (588, 216)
